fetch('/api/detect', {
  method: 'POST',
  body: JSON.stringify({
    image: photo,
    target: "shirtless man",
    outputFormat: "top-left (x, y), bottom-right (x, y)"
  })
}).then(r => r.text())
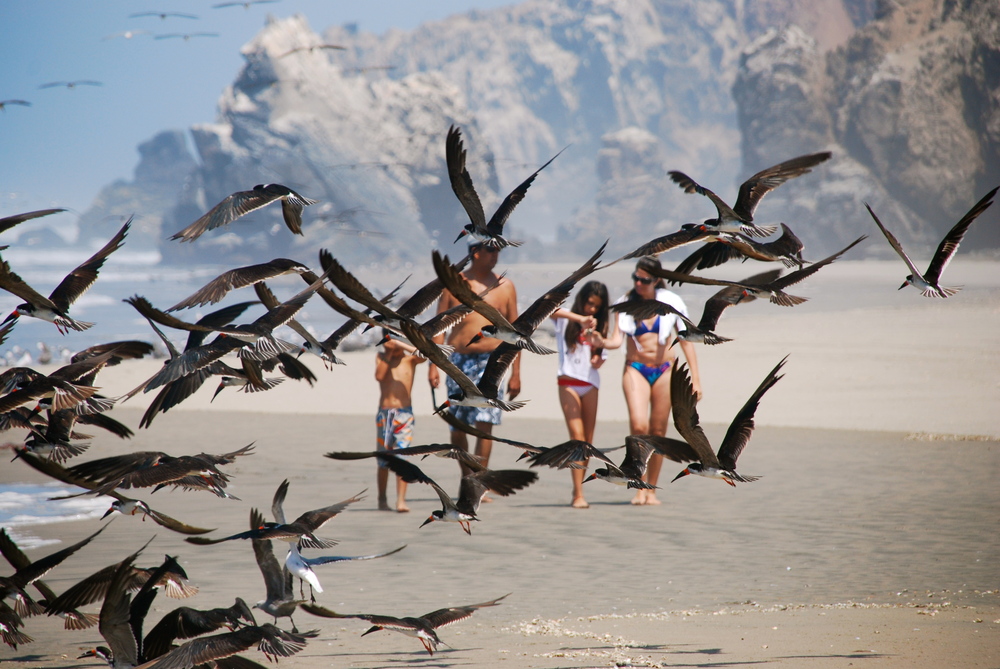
top-left (375, 334), bottom-right (426, 512)
top-left (427, 243), bottom-right (521, 470)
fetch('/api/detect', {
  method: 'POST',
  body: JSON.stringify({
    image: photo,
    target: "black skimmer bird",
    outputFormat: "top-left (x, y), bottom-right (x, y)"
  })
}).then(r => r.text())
top-left (166, 258), bottom-right (311, 311)
top-left (77, 549), bottom-right (191, 667)
top-left (618, 224), bottom-right (713, 262)
top-left (436, 241), bottom-right (607, 354)
top-left (39, 80), bottom-right (103, 89)
top-left (646, 236), bottom-right (867, 306)
top-left (15, 449), bottom-right (214, 535)
top-left (280, 43), bottom-right (345, 57)
top-left (63, 443), bottom-right (254, 499)
top-left (367, 452), bottom-right (537, 534)
top-left (140, 598), bottom-right (256, 661)
top-left (214, 0), bottom-right (279, 8)
top-left (669, 151), bottom-right (831, 238)
top-left (610, 296), bottom-right (734, 346)
top-left (0, 347), bottom-right (123, 416)
top-left (326, 442), bottom-right (490, 469)
top-left (129, 11), bottom-right (198, 19)
top-left (132, 623), bottom-right (317, 668)
top-left (431, 393), bottom-right (539, 452)
top-left (47, 553), bottom-right (196, 628)
top-left (399, 318), bottom-right (527, 412)
top-left (335, 593), bottom-right (509, 655)
top-left (0, 219), bottom-right (129, 333)
top-left (0, 100), bottom-right (31, 113)
top-left (251, 280), bottom-right (339, 370)
top-left (128, 301), bottom-right (257, 428)
top-left (865, 186), bottom-right (997, 297)
top-left (0, 525), bottom-right (106, 620)
top-left (187, 480), bottom-right (362, 548)
top-left (580, 435), bottom-right (688, 489)
top-left (0, 208), bottom-right (66, 236)
top-left (673, 223), bottom-right (806, 275)
top-left (0, 529), bottom-right (98, 630)
top-left (170, 184), bottom-right (318, 242)
top-left (284, 543), bottom-right (405, 602)
top-left (663, 357), bottom-right (786, 486)
top-left (448, 124), bottom-right (562, 248)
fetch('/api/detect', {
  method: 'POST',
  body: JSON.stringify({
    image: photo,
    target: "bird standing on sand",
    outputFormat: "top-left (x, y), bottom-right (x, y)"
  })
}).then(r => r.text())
top-left (865, 186), bottom-right (997, 297)
top-left (170, 184), bottom-right (317, 242)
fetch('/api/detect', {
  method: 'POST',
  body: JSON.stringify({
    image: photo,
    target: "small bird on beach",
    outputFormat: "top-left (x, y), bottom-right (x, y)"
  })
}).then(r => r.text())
top-left (448, 125), bottom-right (562, 248)
top-left (0, 219), bottom-right (130, 333)
top-left (334, 593), bottom-right (509, 655)
top-left (865, 186), bottom-right (998, 297)
top-left (665, 357), bottom-right (786, 486)
top-left (170, 184), bottom-right (317, 242)
top-left (669, 151), bottom-right (832, 238)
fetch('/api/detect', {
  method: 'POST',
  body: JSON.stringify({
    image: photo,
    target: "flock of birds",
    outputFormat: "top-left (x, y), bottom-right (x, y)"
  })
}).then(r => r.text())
top-left (0, 123), bottom-right (995, 667)
top-left (0, 1), bottom-right (342, 113)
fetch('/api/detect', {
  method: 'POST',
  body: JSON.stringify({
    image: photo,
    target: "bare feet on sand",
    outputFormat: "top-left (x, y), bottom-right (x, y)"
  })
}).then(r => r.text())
top-left (571, 497), bottom-right (589, 509)
top-left (378, 498), bottom-right (392, 511)
top-left (643, 494), bottom-right (662, 505)
top-left (631, 490), bottom-right (647, 505)
top-left (396, 501), bottom-right (410, 513)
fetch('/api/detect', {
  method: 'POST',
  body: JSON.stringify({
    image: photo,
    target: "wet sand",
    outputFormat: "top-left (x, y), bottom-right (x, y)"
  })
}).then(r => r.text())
top-left (2, 258), bottom-right (1000, 667)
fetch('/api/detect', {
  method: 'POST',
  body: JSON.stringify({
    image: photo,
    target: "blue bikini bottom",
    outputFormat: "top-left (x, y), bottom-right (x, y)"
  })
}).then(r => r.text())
top-left (628, 360), bottom-right (671, 385)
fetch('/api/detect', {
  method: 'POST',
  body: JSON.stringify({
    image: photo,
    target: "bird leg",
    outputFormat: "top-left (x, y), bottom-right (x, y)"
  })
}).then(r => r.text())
top-left (461, 520), bottom-right (472, 536)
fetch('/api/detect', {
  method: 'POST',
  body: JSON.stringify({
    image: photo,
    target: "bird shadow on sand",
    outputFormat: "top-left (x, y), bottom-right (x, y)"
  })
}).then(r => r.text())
top-left (304, 647), bottom-right (477, 668)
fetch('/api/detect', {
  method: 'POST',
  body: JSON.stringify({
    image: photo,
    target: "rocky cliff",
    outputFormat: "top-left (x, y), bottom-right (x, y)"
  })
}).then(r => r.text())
top-left (78, 0), bottom-right (1000, 266)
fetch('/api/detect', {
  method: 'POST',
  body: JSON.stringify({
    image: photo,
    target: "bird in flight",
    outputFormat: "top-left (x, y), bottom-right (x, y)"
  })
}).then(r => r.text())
top-left (171, 184), bottom-right (317, 242)
top-left (865, 186), bottom-right (997, 297)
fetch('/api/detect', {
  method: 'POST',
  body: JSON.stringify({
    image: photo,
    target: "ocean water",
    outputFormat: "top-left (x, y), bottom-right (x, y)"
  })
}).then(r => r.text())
top-left (0, 482), bottom-right (109, 549)
top-left (0, 251), bottom-right (359, 363)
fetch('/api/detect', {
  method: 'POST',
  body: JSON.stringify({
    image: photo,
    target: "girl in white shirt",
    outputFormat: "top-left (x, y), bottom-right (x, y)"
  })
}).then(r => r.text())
top-left (550, 280), bottom-right (610, 508)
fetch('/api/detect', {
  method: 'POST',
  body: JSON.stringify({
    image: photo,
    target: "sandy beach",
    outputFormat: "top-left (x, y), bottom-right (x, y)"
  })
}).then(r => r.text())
top-left (2, 258), bottom-right (999, 668)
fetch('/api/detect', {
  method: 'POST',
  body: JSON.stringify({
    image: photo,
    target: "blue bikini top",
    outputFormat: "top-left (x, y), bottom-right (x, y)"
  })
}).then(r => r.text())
top-left (633, 315), bottom-right (659, 337)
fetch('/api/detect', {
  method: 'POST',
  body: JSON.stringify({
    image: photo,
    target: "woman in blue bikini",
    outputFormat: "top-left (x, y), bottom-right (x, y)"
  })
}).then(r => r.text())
top-left (595, 257), bottom-right (702, 505)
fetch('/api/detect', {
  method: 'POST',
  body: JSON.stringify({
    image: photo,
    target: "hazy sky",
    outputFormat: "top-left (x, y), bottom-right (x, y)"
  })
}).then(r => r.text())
top-left (0, 0), bottom-right (514, 223)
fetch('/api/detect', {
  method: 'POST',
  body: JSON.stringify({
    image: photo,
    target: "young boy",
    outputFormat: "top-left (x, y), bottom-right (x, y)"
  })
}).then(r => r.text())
top-left (375, 333), bottom-right (426, 512)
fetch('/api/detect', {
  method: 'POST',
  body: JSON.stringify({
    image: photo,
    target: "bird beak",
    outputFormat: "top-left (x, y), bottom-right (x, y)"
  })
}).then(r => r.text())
top-left (898, 281), bottom-right (908, 290)
top-left (433, 400), bottom-right (451, 415)
top-left (376, 335), bottom-right (390, 347)
top-left (420, 516), bottom-right (435, 528)
top-left (210, 382), bottom-right (226, 403)
top-left (77, 650), bottom-right (96, 659)
top-left (671, 468), bottom-right (690, 483)
top-left (101, 507), bottom-right (115, 520)
top-left (583, 473), bottom-right (597, 483)
top-left (467, 333), bottom-right (483, 346)
top-left (454, 229), bottom-right (468, 243)
top-left (1, 311), bottom-right (18, 326)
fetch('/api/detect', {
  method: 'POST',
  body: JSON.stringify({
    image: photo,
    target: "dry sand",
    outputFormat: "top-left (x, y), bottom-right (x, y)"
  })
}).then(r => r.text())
top-left (2, 258), bottom-right (999, 668)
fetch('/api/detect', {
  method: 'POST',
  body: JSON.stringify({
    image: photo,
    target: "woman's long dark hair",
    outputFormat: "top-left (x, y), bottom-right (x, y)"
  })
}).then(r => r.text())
top-left (626, 256), bottom-right (667, 301)
top-left (564, 281), bottom-right (609, 351)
